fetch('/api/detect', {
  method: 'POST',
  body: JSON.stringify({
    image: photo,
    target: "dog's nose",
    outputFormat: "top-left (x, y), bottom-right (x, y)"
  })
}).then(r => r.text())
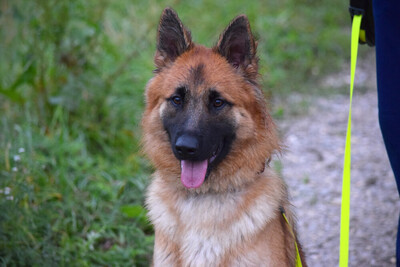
top-left (175, 135), bottom-right (199, 158)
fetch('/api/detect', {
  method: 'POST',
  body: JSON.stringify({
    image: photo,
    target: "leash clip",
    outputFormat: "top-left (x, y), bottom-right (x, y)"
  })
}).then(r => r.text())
top-left (349, 6), bottom-right (365, 16)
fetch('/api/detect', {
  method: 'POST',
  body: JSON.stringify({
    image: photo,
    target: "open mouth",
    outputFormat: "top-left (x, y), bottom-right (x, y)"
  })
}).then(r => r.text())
top-left (209, 143), bottom-right (222, 164)
top-left (180, 143), bottom-right (223, 189)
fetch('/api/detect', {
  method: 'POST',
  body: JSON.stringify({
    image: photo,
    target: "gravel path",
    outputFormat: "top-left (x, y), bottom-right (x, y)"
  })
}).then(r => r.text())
top-left (277, 56), bottom-right (399, 266)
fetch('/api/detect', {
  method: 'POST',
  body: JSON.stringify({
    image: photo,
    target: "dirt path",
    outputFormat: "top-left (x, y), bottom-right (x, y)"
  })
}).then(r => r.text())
top-left (277, 56), bottom-right (399, 266)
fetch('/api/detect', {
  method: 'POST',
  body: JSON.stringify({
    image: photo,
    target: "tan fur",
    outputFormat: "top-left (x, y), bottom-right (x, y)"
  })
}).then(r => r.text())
top-left (142, 8), bottom-right (306, 267)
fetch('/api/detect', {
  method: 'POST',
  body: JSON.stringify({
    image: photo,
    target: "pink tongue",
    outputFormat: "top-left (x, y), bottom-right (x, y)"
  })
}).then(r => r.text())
top-left (180, 160), bottom-right (208, 188)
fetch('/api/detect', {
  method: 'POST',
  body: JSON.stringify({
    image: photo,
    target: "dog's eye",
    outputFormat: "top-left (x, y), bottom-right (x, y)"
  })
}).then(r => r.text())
top-left (213, 99), bottom-right (225, 109)
top-left (171, 96), bottom-right (182, 106)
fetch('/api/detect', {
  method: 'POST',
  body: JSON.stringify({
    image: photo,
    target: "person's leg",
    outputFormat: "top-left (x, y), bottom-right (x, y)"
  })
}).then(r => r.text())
top-left (372, 0), bottom-right (400, 265)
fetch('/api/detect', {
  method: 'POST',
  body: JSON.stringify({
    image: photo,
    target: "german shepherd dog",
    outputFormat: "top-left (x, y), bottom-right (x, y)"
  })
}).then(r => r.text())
top-left (142, 8), bottom-right (306, 266)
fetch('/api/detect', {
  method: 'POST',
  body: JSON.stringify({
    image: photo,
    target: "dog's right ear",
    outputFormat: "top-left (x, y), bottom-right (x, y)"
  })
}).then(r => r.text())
top-left (214, 15), bottom-right (258, 81)
top-left (155, 8), bottom-right (193, 71)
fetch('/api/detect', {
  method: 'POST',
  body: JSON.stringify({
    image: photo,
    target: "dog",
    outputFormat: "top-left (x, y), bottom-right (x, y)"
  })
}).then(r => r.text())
top-left (142, 7), bottom-right (306, 267)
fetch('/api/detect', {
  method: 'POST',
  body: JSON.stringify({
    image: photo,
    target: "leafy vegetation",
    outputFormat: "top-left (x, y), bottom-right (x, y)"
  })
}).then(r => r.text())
top-left (1, 0), bottom-right (351, 265)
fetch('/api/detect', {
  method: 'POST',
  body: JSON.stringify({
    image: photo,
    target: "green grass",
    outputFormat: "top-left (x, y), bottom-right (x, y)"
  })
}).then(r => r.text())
top-left (1, 0), bottom-right (352, 265)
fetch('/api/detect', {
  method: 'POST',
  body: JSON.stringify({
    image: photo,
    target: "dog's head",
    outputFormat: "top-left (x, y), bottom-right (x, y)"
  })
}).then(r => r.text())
top-left (142, 8), bottom-right (280, 192)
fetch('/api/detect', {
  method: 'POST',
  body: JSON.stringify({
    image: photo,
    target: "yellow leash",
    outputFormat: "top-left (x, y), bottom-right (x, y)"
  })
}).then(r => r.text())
top-left (339, 14), bottom-right (362, 267)
top-left (281, 209), bottom-right (302, 267)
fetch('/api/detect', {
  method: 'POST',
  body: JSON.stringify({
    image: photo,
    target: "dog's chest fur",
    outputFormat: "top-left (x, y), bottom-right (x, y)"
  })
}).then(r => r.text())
top-left (146, 172), bottom-right (284, 266)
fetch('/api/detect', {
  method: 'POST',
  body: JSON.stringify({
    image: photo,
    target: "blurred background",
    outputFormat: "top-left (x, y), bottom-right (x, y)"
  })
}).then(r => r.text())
top-left (0, 0), bottom-right (380, 266)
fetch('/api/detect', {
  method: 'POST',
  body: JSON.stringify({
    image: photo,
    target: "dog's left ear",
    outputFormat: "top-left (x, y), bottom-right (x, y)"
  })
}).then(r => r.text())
top-left (155, 8), bottom-right (193, 71)
top-left (214, 15), bottom-right (258, 79)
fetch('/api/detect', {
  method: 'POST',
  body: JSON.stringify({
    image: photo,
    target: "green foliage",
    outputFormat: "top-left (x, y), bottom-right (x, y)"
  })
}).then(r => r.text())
top-left (0, 116), bottom-right (153, 265)
top-left (0, 0), bottom-right (350, 265)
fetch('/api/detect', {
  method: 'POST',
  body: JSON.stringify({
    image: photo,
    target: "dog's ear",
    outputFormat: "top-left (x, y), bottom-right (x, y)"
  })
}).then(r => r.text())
top-left (155, 8), bottom-right (193, 70)
top-left (214, 15), bottom-right (258, 79)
